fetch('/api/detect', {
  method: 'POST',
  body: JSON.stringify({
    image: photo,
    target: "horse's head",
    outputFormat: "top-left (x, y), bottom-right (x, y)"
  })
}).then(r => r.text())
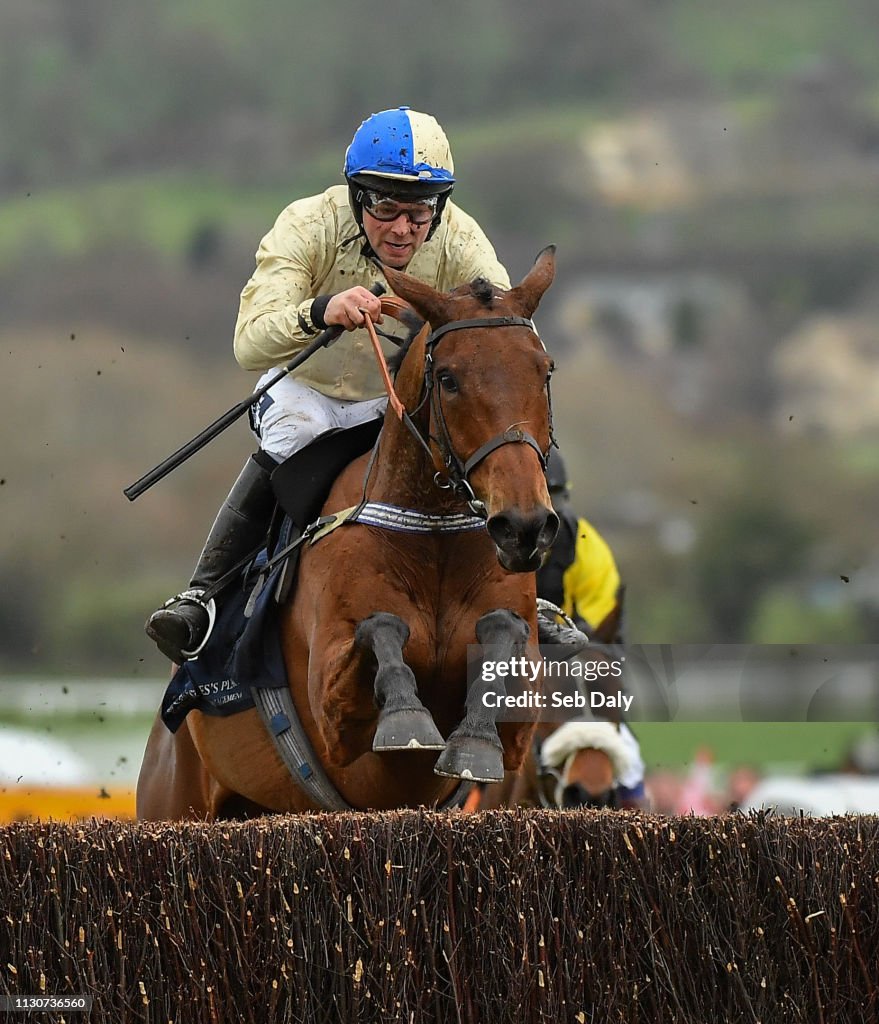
top-left (383, 247), bottom-right (559, 572)
top-left (537, 719), bottom-right (634, 809)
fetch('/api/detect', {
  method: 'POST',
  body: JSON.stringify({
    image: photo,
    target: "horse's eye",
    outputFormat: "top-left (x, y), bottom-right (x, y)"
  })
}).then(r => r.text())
top-left (437, 370), bottom-right (459, 394)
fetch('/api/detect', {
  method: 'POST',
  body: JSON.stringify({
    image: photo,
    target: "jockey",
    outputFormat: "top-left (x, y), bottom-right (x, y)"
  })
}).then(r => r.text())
top-left (537, 448), bottom-right (624, 645)
top-left (146, 107), bottom-right (511, 664)
top-left (536, 447), bottom-right (648, 808)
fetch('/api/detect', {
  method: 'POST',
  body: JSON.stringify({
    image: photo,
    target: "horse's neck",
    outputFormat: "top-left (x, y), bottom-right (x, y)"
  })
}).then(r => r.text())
top-left (367, 410), bottom-right (454, 513)
top-left (367, 332), bottom-right (458, 514)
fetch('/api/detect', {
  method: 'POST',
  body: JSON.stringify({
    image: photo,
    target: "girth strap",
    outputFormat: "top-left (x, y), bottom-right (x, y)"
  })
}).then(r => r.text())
top-left (252, 684), bottom-right (352, 810)
top-left (252, 682), bottom-right (472, 812)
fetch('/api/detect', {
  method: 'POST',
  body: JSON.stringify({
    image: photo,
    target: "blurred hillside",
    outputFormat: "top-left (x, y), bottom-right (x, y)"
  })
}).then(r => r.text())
top-left (1, 0), bottom-right (878, 673)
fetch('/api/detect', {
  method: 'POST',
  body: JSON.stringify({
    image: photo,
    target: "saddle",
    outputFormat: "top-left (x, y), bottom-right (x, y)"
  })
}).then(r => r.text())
top-left (270, 417), bottom-right (383, 534)
top-left (253, 416), bottom-right (384, 606)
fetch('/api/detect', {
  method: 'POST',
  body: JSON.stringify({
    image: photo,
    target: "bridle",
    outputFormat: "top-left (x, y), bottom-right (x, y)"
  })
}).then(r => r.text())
top-left (363, 303), bottom-right (556, 518)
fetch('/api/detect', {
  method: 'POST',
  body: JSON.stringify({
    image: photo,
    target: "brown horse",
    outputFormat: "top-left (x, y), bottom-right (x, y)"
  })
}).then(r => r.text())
top-left (137, 248), bottom-right (559, 820)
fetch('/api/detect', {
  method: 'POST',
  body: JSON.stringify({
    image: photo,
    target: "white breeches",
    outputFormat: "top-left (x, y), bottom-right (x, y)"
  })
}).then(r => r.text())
top-left (250, 372), bottom-right (387, 461)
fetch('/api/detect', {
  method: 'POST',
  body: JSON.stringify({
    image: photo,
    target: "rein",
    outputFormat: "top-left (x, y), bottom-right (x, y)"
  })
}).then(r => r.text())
top-left (362, 301), bottom-right (554, 517)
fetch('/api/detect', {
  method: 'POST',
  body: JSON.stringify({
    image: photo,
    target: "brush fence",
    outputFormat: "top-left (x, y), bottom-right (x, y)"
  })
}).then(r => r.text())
top-left (1, 810), bottom-right (877, 1022)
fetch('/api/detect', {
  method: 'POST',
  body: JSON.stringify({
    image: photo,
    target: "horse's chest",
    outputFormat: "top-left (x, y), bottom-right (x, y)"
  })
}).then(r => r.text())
top-left (371, 536), bottom-right (529, 670)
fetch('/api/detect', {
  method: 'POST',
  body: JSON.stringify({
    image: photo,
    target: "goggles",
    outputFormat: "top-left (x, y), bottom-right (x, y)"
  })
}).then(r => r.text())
top-left (360, 190), bottom-right (438, 226)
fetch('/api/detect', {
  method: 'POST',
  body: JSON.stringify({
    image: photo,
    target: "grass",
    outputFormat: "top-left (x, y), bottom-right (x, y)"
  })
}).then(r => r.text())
top-left (0, 102), bottom-right (610, 271)
top-left (840, 440), bottom-right (879, 478)
top-left (0, 712), bottom-right (153, 787)
top-left (0, 173), bottom-right (293, 267)
top-left (4, 89), bottom-right (878, 272)
top-left (635, 720), bottom-right (874, 773)
top-left (674, 189), bottom-right (879, 252)
top-left (667, 0), bottom-right (879, 86)
top-left (5, 713), bottom-right (872, 783)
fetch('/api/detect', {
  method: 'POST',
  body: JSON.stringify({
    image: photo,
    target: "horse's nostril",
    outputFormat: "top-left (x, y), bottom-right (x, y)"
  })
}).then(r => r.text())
top-left (539, 511), bottom-right (560, 551)
top-left (486, 513), bottom-right (516, 548)
top-left (562, 783), bottom-right (590, 808)
top-left (488, 509), bottom-right (558, 553)
top-left (562, 783), bottom-right (615, 809)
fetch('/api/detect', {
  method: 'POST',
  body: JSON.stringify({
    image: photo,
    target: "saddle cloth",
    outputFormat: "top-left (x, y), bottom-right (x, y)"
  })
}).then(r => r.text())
top-left (160, 548), bottom-right (287, 733)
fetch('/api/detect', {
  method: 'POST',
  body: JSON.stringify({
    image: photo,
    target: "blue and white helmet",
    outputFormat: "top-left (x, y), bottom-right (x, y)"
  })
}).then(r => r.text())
top-left (344, 107), bottom-right (455, 238)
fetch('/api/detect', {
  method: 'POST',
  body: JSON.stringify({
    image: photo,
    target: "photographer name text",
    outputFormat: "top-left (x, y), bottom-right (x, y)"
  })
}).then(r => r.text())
top-left (481, 689), bottom-right (633, 712)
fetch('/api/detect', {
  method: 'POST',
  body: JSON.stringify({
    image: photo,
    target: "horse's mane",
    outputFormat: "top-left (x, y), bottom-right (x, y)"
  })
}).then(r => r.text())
top-left (469, 277), bottom-right (497, 306)
top-left (387, 277), bottom-right (500, 376)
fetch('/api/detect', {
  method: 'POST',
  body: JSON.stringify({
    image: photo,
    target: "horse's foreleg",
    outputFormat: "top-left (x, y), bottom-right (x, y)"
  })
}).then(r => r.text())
top-left (434, 608), bottom-right (530, 783)
top-left (355, 612), bottom-right (446, 752)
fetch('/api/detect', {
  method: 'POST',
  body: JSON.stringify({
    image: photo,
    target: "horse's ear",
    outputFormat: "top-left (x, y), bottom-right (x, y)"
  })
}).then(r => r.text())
top-left (507, 245), bottom-right (556, 319)
top-left (382, 266), bottom-right (450, 327)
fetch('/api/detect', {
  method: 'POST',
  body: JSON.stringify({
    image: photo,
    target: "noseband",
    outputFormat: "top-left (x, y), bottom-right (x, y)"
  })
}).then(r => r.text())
top-left (402, 316), bottom-right (556, 516)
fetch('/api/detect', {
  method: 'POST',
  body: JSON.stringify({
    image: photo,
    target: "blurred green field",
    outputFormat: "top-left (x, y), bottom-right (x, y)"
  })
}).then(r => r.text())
top-left (667, 0), bottom-right (879, 84)
top-left (0, 711), bottom-right (152, 787)
top-left (636, 721), bottom-right (874, 773)
top-left (5, 712), bottom-right (874, 783)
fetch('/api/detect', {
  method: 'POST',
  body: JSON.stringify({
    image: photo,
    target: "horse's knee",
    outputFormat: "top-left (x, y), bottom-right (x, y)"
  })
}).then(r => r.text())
top-left (355, 612), bottom-right (422, 711)
top-left (355, 611), bottom-right (410, 652)
top-left (460, 610), bottom-right (535, 773)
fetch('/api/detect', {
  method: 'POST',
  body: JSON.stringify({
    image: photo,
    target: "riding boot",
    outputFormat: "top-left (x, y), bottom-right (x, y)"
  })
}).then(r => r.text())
top-left (145, 454), bottom-right (276, 663)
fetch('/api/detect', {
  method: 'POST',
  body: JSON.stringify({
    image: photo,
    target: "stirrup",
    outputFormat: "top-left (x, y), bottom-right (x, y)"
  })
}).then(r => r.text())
top-left (536, 598), bottom-right (590, 657)
top-left (536, 598), bottom-right (581, 632)
top-left (163, 588), bottom-right (217, 659)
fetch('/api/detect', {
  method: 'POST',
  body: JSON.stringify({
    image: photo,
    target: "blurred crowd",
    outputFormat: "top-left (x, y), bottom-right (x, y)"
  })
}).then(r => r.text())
top-left (645, 731), bottom-right (879, 815)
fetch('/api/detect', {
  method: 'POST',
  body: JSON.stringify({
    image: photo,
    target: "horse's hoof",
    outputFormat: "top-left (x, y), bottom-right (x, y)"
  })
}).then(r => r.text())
top-left (433, 736), bottom-right (504, 783)
top-left (373, 709), bottom-right (446, 752)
